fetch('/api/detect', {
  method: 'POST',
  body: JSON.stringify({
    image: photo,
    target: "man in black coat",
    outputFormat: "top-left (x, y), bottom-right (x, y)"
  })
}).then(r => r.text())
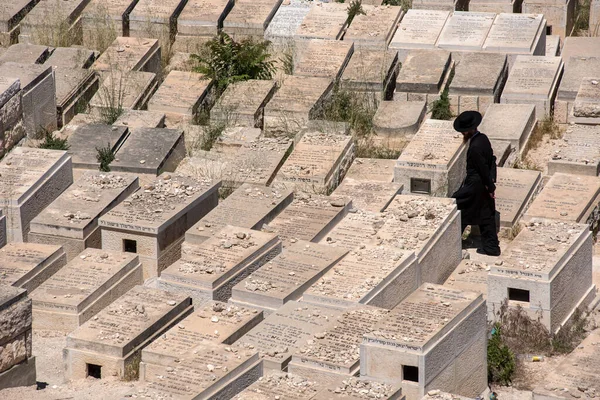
top-left (451, 111), bottom-right (501, 256)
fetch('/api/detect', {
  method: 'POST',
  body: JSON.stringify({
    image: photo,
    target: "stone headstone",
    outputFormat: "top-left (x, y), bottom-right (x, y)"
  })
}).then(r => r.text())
top-left (18, 0), bottom-right (90, 45)
top-left (113, 109), bottom-right (166, 129)
top-left (185, 183), bottom-right (293, 244)
top-left (28, 171), bottom-right (139, 260)
top-left (394, 119), bottom-right (467, 197)
top-left (340, 48), bottom-right (398, 99)
top-left (548, 124), bottom-right (600, 176)
top-left (0, 285), bottom-right (35, 390)
top-left (233, 371), bottom-right (326, 399)
top-left (92, 36), bottom-right (161, 75)
top-left (555, 57), bottom-right (600, 124)
top-left (319, 210), bottom-right (386, 251)
top-left (53, 67), bottom-right (99, 128)
top-left (64, 285), bottom-right (193, 380)
top-left (396, 49), bottom-right (452, 96)
top-left (30, 248), bottom-right (142, 331)
top-left (494, 167), bottom-right (541, 228)
top-left (479, 103), bottom-right (536, 154)
top-left (211, 79), bottom-right (277, 128)
top-left (373, 101), bottom-right (427, 146)
top-left (0, 243), bottom-right (67, 293)
top-left (389, 9), bottom-right (450, 55)
top-left (213, 127), bottom-right (262, 153)
top-left (344, 5), bottom-right (404, 50)
top-left (89, 70), bottom-right (158, 114)
top-left (235, 300), bottom-right (344, 372)
top-left (262, 194), bottom-right (351, 247)
top-left (0, 43), bottom-right (49, 64)
top-left (345, 158), bottom-right (396, 182)
top-left (436, 11), bottom-right (496, 51)
top-left (444, 259), bottom-right (490, 297)
top-left (361, 284), bottom-right (487, 400)
top-left (0, 148), bottom-right (73, 242)
top-left (333, 179), bottom-right (402, 213)
top-left (44, 47), bottom-right (96, 69)
top-left (177, 0), bottom-right (233, 37)
top-left (482, 13), bottom-right (546, 55)
top-left (231, 241), bottom-right (348, 312)
top-left (81, 0), bottom-right (134, 49)
top-left (545, 34), bottom-right (561, 56)
top-left (264, 0), bottom-right (312, 50)
top-left (521, 0), bottom-right (574, 39)
top-left (572, 77), bottom-right (600, 124)
top-left (159, 225), bottom-right (281, 302)
top-left (500, 55), bottom-right (563, 119)
top-left (312, 378), bottom-right (404, 400)
top-left (129, 0), bottom-right (189, 44)
top-left (294, 2), bottom-right (348, 41)
top-left (294, 39), bottom-right (354, 80)
top-left (99, 174), bottom-right (220, 278)
top-left (488, 220), bottom-right (594, 333)
top-left (0, 0), bottom-right (38, 47)
top-left (66, 124), bottom-right (130, 170)
top-left (222, 0), bottom-right (283, 40)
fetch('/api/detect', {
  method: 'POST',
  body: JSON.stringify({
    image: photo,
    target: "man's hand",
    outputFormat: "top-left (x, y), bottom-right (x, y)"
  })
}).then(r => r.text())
top-left (489, 192), bottom-right (496, 199)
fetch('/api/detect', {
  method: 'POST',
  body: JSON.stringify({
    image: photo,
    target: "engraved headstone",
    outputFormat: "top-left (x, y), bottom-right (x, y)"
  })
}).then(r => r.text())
top-left (482, 13), bottom-right (546, 55)
top-left (294, 2), bottom-right (348, 41)
top-left (478, 103), bottom-right (537, 153)
top-left (345, 158), bottom-right (396, 182)
top-left (494, 167), bottom-right (541, 228)
top-left (92, 36), bottom-right (161, 74)
top-left (344, 5), bottom-right (403, 50)
top-left (211, 79), bottom-right (277, 128)
top-left (389, 10), bottom-right (450, 56)
top-left (294, 39), bottom-right (354, 80)
top-left (444, 259), bottom-right (490, 297)
top-left (333, 179), bottom-right (402, 213)
top-left (223, 0), bottom-right (283, 40)
top-left (436, 11), bottom-right (496, 51)
top-left (548, 124), bottom-right (600, 175)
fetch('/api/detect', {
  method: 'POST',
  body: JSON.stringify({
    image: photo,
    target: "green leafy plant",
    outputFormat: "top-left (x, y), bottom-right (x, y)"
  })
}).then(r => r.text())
top-left (323, 86), bottom-right (376, 139)
top-left (430, 69), bottom-right (454, 120)
top-left (487, 323), bottom-right (516, 385)
top-left (347, 0), bottom-right (366, 23)
top-left (191, 32), bottom-right (276, 95)
top-left (96, 144), bottom-right (114, 172)
top-left (38, 130), bottom-right (69, 150)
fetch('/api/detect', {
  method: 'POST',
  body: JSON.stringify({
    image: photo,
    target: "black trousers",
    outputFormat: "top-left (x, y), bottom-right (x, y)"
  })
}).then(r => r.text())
top-left (462, 214), bottom-right (500, 254)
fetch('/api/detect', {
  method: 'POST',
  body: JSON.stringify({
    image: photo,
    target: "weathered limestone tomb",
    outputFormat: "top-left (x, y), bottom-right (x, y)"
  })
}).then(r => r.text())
top-left (494, 167), bottom-right (541, 228)
top-left (396, 49), bottom-right (454, 106)
top-left (0, 0), bottom-right (38, 46)
top-left (66, 124), bottom-right (130, 171)
top-left (174, 0), bottom-right (234, 52)
top-left (548, 124), bottom-right (600, 176)
top-left (478, 103), bottom-right (537, 156)
top-left (211, 79), bottom-right (277, 129)
top-left (98, 174), bottom-right (220, 278)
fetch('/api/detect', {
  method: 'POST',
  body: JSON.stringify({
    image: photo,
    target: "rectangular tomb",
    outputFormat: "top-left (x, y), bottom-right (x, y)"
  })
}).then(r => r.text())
top-left (65, 124), bottom-right (130, 170)
top-left (0, 43), bottom-right (50, 64)
top-left (233, 371), bottom-right (327, 399)
top-left (89, 70), bottom-right (158, 114)
top-left (129, 0), bottom-right (189, 46)
top-left (312, 378), bottom-right (404, 400)
top-left (222, 0), bottom-right (283, 41)
top-left (288, 306), bottom-right (390, 380)
top-left (319, 210), bottom-right (387, 250)
top-left (340, 48), bottom-right (399, 101)
top-left (64, 285), bottom-right (193, 380)
top-left (0, 148), bottom-right (73, 242)
top-left (264, 0), bottom-right (312, 52)
top-left (500, 56), bottom-right (563, 119)
top-left (395, 49), bottom-right (453, 106)
top-left (81, 0), bottom-right (136, 49)
top-left (482, 13), bottom-right (546, 55)
top-left (113, 109), bottom-right (166, 130)
top-left (436, 11), bottom-right (496, 52)
top-left (99, 174), bottom-right (220, 278)
top-left (230, 241), bottom-right (348, 312)
top-left (572, 76), bottom-right (600, 125)
top-left (344, 5), bottom-right (403, 50)
top-left (18, 0), bottom-right (90, 45)
top-left (211, 79), bottom-right (277, 129)
top-left (294, 39), bottom-right (354, 80)
top-left (548, 124), bottom-right (600, 176)
top-left (394, 119), bottom-right (467, 197)
top-left (28, 172), bottom-right (139, 261)
top-left (389, 9), bottom-right (450, 61)
top-left (333, 179), bottom-right (402, 213)
top-left (0, 0), bottom-right (39, 47)
top-left (0, 243), bottom-right (67, 293)
top-left (185, 183), bottom-right (293, 244)
top-left (555, 57), bottom-right (600, 124)
top-left (444, 259), bottom-right (490, 298)
top-left (53, 67), bottom-right (100, 128)
top-left (159, 225), bottom-right (281, 302)
top-left (177, 0), bottom-right (233, 38)
top-left (361, 284), bottom-right (487, 400)
top-left (345, 158), bottom-right (397, 182)
top-left (234, 300), bottom-right (344, 372)
top-left (294, 2), bottom-right (348, 42)
top-left (488, 220), bottom-right (595, 333)
top-left (92, 36), bottom-right (161, 74)
top-left (0, 76), bottom-right (23, 160)
top-left (30, 248), bottom-right (143, 332)
top-left (478, 103), bottom-right (537, 154)
top-left (494, 167), bottom-right (541, 228)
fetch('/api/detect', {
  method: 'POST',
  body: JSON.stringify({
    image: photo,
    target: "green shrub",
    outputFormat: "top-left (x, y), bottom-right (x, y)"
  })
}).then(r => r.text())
top-left (96, 144), bottom-right (114, 172)
top-left (430, 70), bottom-right (454, 120)
top-left (487, 324), bottom-right (516, 385)
top-left (347, 0), bottom-right (366, 23)
top-left (38, 130), bottom-right (69, 150)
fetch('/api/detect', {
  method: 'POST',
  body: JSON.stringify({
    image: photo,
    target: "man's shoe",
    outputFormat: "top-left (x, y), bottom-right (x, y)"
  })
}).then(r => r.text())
top-left (476, 248), bottom-right (501, 257)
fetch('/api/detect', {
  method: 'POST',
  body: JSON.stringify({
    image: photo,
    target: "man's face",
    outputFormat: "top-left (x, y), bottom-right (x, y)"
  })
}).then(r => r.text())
top-left (461, 129), bottom-right (476, 142)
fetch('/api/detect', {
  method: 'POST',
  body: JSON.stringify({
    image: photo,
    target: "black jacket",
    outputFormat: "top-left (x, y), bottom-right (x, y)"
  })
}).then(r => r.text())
top-left (452, 132), bottom-right (496, 225)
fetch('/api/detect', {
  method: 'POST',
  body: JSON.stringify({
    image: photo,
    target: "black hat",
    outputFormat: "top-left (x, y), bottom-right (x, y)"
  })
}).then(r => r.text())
top-left (453, 111), bottom-right (482, 132)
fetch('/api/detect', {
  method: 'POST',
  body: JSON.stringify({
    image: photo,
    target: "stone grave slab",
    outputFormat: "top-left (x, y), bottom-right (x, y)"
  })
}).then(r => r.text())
top-left (333, 179), bottom-right (402, 213)
top-left (139, 339), bottom-right (261, 399)
top-left (92, 36), bottom-right (161, 74)
top-left (523, 173), bottom-right (600, 225)
top-left (99, 174), bottom-right (220, 278)
top-left (261, 194), bottom-right (350, 247)
top-left (0, 0), bottom-right (38, 47)
top-left (263, 75), bottom-right (333, 136)
top-left (113, 109), bottom-right (165, 130)
top-left (469, 0), bottom-right (516, 14)
top-left (482, 13), bottom-right (546, 55)
top-left (389, 10), bottom-right (450, 58)
top-left (293, 39), bottom-right (354, 80)
top-left (147, 70), bottom-right (212, 124)
top-left (478, 103), bottom-right (536, 154)
top-left (89, 70), bottom-right (158, 114)
top-left (448, 52), bottom-right (508, 115)
top-left (129, 0), bottom-right (189, 45)
top-left (361, 284), bottom-right (487, 400)
top-left (303, 244), bottom-right (417, 310)
top-left (444, 259), bottom-right (490, 298)
top-left (0, 43), bottom-right (49, 64)
top-left (64, 285), bottom-right (193, 380)
top-left (0, 76), bottom-right (23, 159)
top-left (81, 0), bottom-right (134, 48)
top-left (0, 148), bottom-right (72, 242)
top-left (533, 329), bottom-right (600, 399)
top-left (345, 158), bottom-right (396, 182)
top-left (18, 0), bottom-right (90, 45)
top-left (394, 119), bottom-right (467, 197)
top-left (312, 378), bottom-right (404, 400)
top-left (555, 57), bottom-right (600, 124)
top-left (546, 34), bottom-right (561, 56)
top-left (436, 11), bottom-right (496, 51)
top-left (53, 67), bottom-right (99, 128)
top-left (0, 243), bottom-right (67, 293)
top-left (500, 55), bottom-right (563, 119)
top-left (561, 37), bottom-right (600, 61)
top-left (213, 127), bottom-right (262, 153)
top-left (375, 195), bottom-right (462, 285)
top-left (159, 226), bottom-right (281, 302)
top-left (211, 79), bottom-right (277, 128)
top-left (44, 47), bottom-right (96, 69)
top-left (110, 127), bottom-right (185, 175)
top-left (340, 48), bottom-right (398, 100)
top-left (412, 0), bottom-right (460, 10)
top-left (319, 210), bottom-right (386, 251)
top-left (264, 0), bottom-right (312, 51)
top-left (231, 241), bottom-right (348, 312)
top-left (177, 0), bottom-right (233, 38)
top-left (521, 0), bottom-right (574, 39)
top-left (28, 172), bottom-right (139, 260)
top-left (344, 5), bottom-right (404, 50)
top-left (141, 302), bottom-right (262, 366)
top-left (548, 124), bottom-right (600, 175)
top-left (488, 220), bottom-right (594, 333)
top-left (288, 306), bottom-right (389, 380)
top-left (186, 183), bottom-right (293, 245)
top-left (235, 300), bottom-right (344, 372)
top-left (222, 0), bottom-right (283, 40)
top-left (294, 2), bottom-right (348, 41)
top-left (274, 131), bottom-right (354, 193)
top-left (373, 100), bottom-right (427, 147)
top-left (66, 124), bottom-right (130, 170)
top-left (0, 62), bottom-right (56, 138)
top-left (0, 286), bottom-right (35, 390)
top-left (494, 167), bottom-right (541, 228)
top-left (30, 248), bottom-right (142, 332)
top-left (233, 371), bottom-right (326, 400)
top-left (572, 77), bottom-right (600, 124)
top-left (395, 49), bottom-right (453, 105)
